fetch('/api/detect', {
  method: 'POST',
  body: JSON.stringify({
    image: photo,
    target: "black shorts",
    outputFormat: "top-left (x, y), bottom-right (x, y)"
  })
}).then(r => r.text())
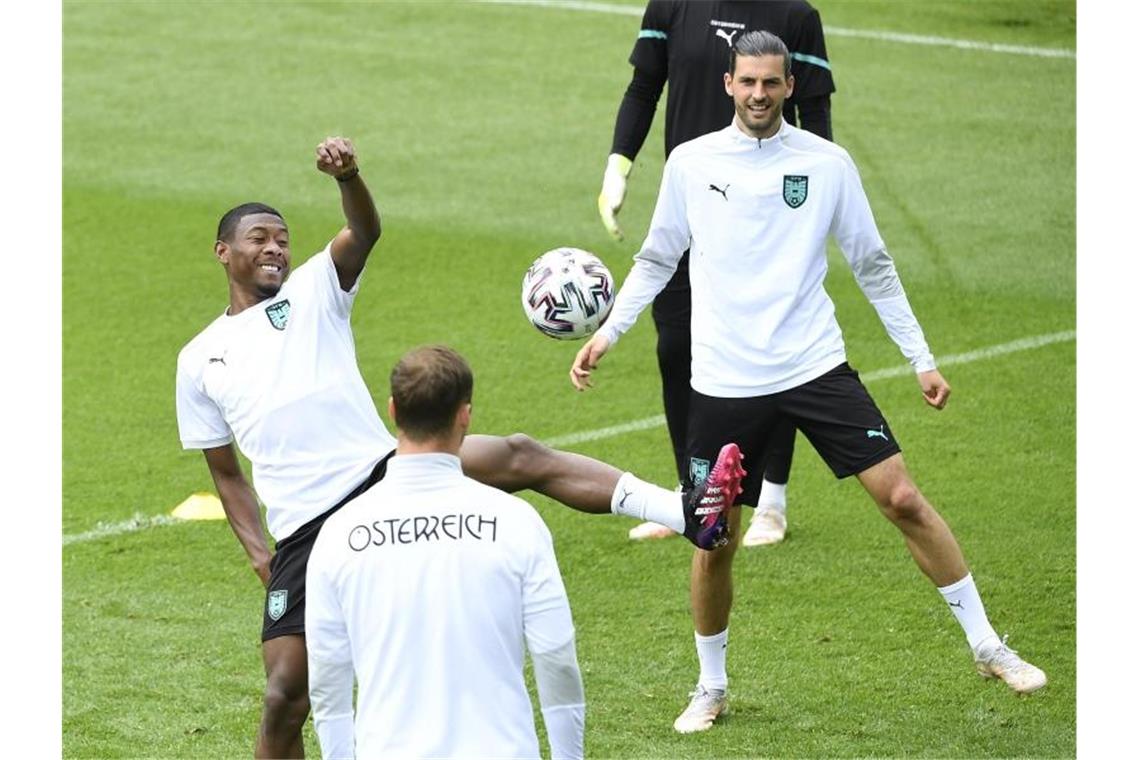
top-left (261, 452), bottom-right (394, 641)
top-left (685, 363), bottom-right (901, 503)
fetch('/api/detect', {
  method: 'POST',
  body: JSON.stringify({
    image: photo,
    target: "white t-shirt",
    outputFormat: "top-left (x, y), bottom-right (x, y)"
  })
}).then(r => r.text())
top-left (599, 120), bottom-right (934, 397)
top-left (175, 246), bottom-right (396, 541)
top-left (306, 453), bottom-right (578, 760)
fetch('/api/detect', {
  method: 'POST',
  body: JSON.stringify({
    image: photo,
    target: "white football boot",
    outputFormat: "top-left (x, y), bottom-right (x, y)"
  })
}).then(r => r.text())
top-left (973, 634), bottom-right (1047, 693)
top-left (628, 521), bottom-right (676, 540)
top-left (673, 685), bottom-right (729, 733)
top-left (741, 505), bottom-right (787, 547)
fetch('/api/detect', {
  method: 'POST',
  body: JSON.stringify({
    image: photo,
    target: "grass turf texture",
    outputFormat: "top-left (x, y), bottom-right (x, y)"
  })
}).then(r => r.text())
top-left (63, 1), bottom-right (1074, 756)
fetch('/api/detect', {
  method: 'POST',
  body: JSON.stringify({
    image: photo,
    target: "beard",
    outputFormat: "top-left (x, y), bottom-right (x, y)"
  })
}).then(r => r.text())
top-left (735, 100), bottom-right (781, 137)
top-left (254, 278), bottom-right (284, 299)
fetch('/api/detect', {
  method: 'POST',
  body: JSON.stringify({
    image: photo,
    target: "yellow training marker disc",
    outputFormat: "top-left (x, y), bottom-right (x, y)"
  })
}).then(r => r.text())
top-left (172, 493), bottom-right (226, 521)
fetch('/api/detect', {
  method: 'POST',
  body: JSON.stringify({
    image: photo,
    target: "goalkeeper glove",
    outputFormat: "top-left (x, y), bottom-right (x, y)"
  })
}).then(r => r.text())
top-left (597, 153), bottom-right (633, 241)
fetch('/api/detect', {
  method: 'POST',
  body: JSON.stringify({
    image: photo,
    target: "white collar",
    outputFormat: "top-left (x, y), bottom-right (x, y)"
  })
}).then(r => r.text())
top-left (726, 117), bottom-right (791, 149)
top-left (386, 452), bottom-right (463, 481)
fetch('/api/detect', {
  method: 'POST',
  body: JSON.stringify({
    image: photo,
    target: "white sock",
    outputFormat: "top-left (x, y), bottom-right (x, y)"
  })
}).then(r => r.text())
top-left (695, 629), bottom-right (729, 691)
top-left (610, 472), bottom-right (684, 533)
top-left (937, 573), bottom-right (999, 651)
top-left (757, 479), bottom-right (787, 514)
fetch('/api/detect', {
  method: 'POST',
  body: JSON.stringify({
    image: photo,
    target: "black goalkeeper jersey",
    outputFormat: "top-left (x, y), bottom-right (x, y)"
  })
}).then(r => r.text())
top-left (617, 0), bottom-right (836, 158)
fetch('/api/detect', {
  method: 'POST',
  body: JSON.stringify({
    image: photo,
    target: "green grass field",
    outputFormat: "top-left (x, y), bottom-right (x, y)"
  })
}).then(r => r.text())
top-left (63, 1), bottom-right (1075, 756)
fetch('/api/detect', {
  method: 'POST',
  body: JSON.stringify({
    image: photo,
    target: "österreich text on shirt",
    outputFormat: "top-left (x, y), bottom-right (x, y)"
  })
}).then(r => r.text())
top-left (347, 514), bottom-right (498, 551)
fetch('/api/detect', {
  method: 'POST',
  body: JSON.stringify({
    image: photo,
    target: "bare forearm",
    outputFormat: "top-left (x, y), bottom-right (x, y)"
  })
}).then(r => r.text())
top-left (215, 476), bottom-right (272, 584)
top-left (202, 445), bottom-right (271, 584)
top-left (337, 172), bottom-right (381, 248)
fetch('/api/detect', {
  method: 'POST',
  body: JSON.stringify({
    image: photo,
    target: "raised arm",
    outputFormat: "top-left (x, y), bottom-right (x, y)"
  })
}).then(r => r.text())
top-left (203, 444), bottom-right (272, 586)
top-left (315, 136), bottom-right (382, 292)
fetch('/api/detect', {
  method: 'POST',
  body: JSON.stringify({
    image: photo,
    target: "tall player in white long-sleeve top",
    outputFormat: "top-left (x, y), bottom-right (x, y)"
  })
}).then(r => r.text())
top-left (570, 31), bottom-right (1046, 733)
top-left (307, 345), bottom-right (585, 759)
top-left (599, 0), bottom-right (837, 546)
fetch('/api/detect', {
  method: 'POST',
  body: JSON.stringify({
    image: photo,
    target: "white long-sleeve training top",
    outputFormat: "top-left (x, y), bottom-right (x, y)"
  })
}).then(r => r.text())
top-left (306, 453), bottom-right (584, 760)
top-left (598, 119), bottom-right (935, 397)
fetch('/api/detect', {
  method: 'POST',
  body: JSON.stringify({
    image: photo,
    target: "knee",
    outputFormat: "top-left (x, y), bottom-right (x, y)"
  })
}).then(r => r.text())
top-left (501, 433), bottom-right (548, 475)
top-left (876, 479), bottom-right (926, 523)
top-left (263, 673), bottom-right (309, 728)
top-left (696, 533), bottom-right (740, 571)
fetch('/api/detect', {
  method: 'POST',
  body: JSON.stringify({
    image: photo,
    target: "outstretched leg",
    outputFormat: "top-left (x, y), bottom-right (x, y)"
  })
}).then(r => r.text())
top-left (459, 433), bottom-right (619, 513)
top-left (257, 635), bottom-right (310, 758)
top-left (459, 434), bottom-right (739, 551)
top-left (856, 453), bottom-right (967, 586)
top-left (858, 453), bottom-right (1046, 693)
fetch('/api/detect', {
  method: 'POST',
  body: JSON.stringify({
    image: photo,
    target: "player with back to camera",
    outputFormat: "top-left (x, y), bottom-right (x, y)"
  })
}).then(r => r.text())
top-left (598, 0), bottom-right (837, 546)
top-left (174, 136), bottom-right (744, 758)
top-left (306, 344), bottom-right (585, 760)
top-left (573, 31), bottom-right (1046, 733)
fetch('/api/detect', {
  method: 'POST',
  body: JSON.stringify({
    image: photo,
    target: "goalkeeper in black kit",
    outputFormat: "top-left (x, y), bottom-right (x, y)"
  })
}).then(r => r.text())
top-left (597, 0), bottom-right (836, 546)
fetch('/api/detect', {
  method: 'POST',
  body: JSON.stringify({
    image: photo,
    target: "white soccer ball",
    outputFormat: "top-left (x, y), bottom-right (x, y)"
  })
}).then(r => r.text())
top-left (521, 247), bottom-right (615, 340)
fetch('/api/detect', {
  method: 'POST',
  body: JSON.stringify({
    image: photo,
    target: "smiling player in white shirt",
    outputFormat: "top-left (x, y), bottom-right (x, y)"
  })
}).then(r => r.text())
top-left (599, 0), bottom-right (839, 546)
top-left (570, 31), bottom-right (1046, 733)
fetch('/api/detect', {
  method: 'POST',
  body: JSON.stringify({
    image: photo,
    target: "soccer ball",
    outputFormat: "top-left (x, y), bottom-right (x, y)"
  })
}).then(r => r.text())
top-left (521, 247), bottom-right (615, 340)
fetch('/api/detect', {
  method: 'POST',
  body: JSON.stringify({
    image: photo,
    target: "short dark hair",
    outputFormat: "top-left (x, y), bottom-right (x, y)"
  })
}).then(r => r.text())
top-left (729, 30), bottom-right (791, 78)
top-left (216, 202), bottom-right (285, 242)
top-left (390, 345), bottom-right (474, 441)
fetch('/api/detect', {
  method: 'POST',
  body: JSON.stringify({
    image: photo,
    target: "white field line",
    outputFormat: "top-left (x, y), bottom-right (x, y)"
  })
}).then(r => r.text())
top-left (824, 26), bottom-right (1074, 59)
top-left (63, 514), bottom-right (183, 546)
top-left (63, 330), bottom-right (1073, 546)
top-left (476, 0), bottom-right (1075, 59)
